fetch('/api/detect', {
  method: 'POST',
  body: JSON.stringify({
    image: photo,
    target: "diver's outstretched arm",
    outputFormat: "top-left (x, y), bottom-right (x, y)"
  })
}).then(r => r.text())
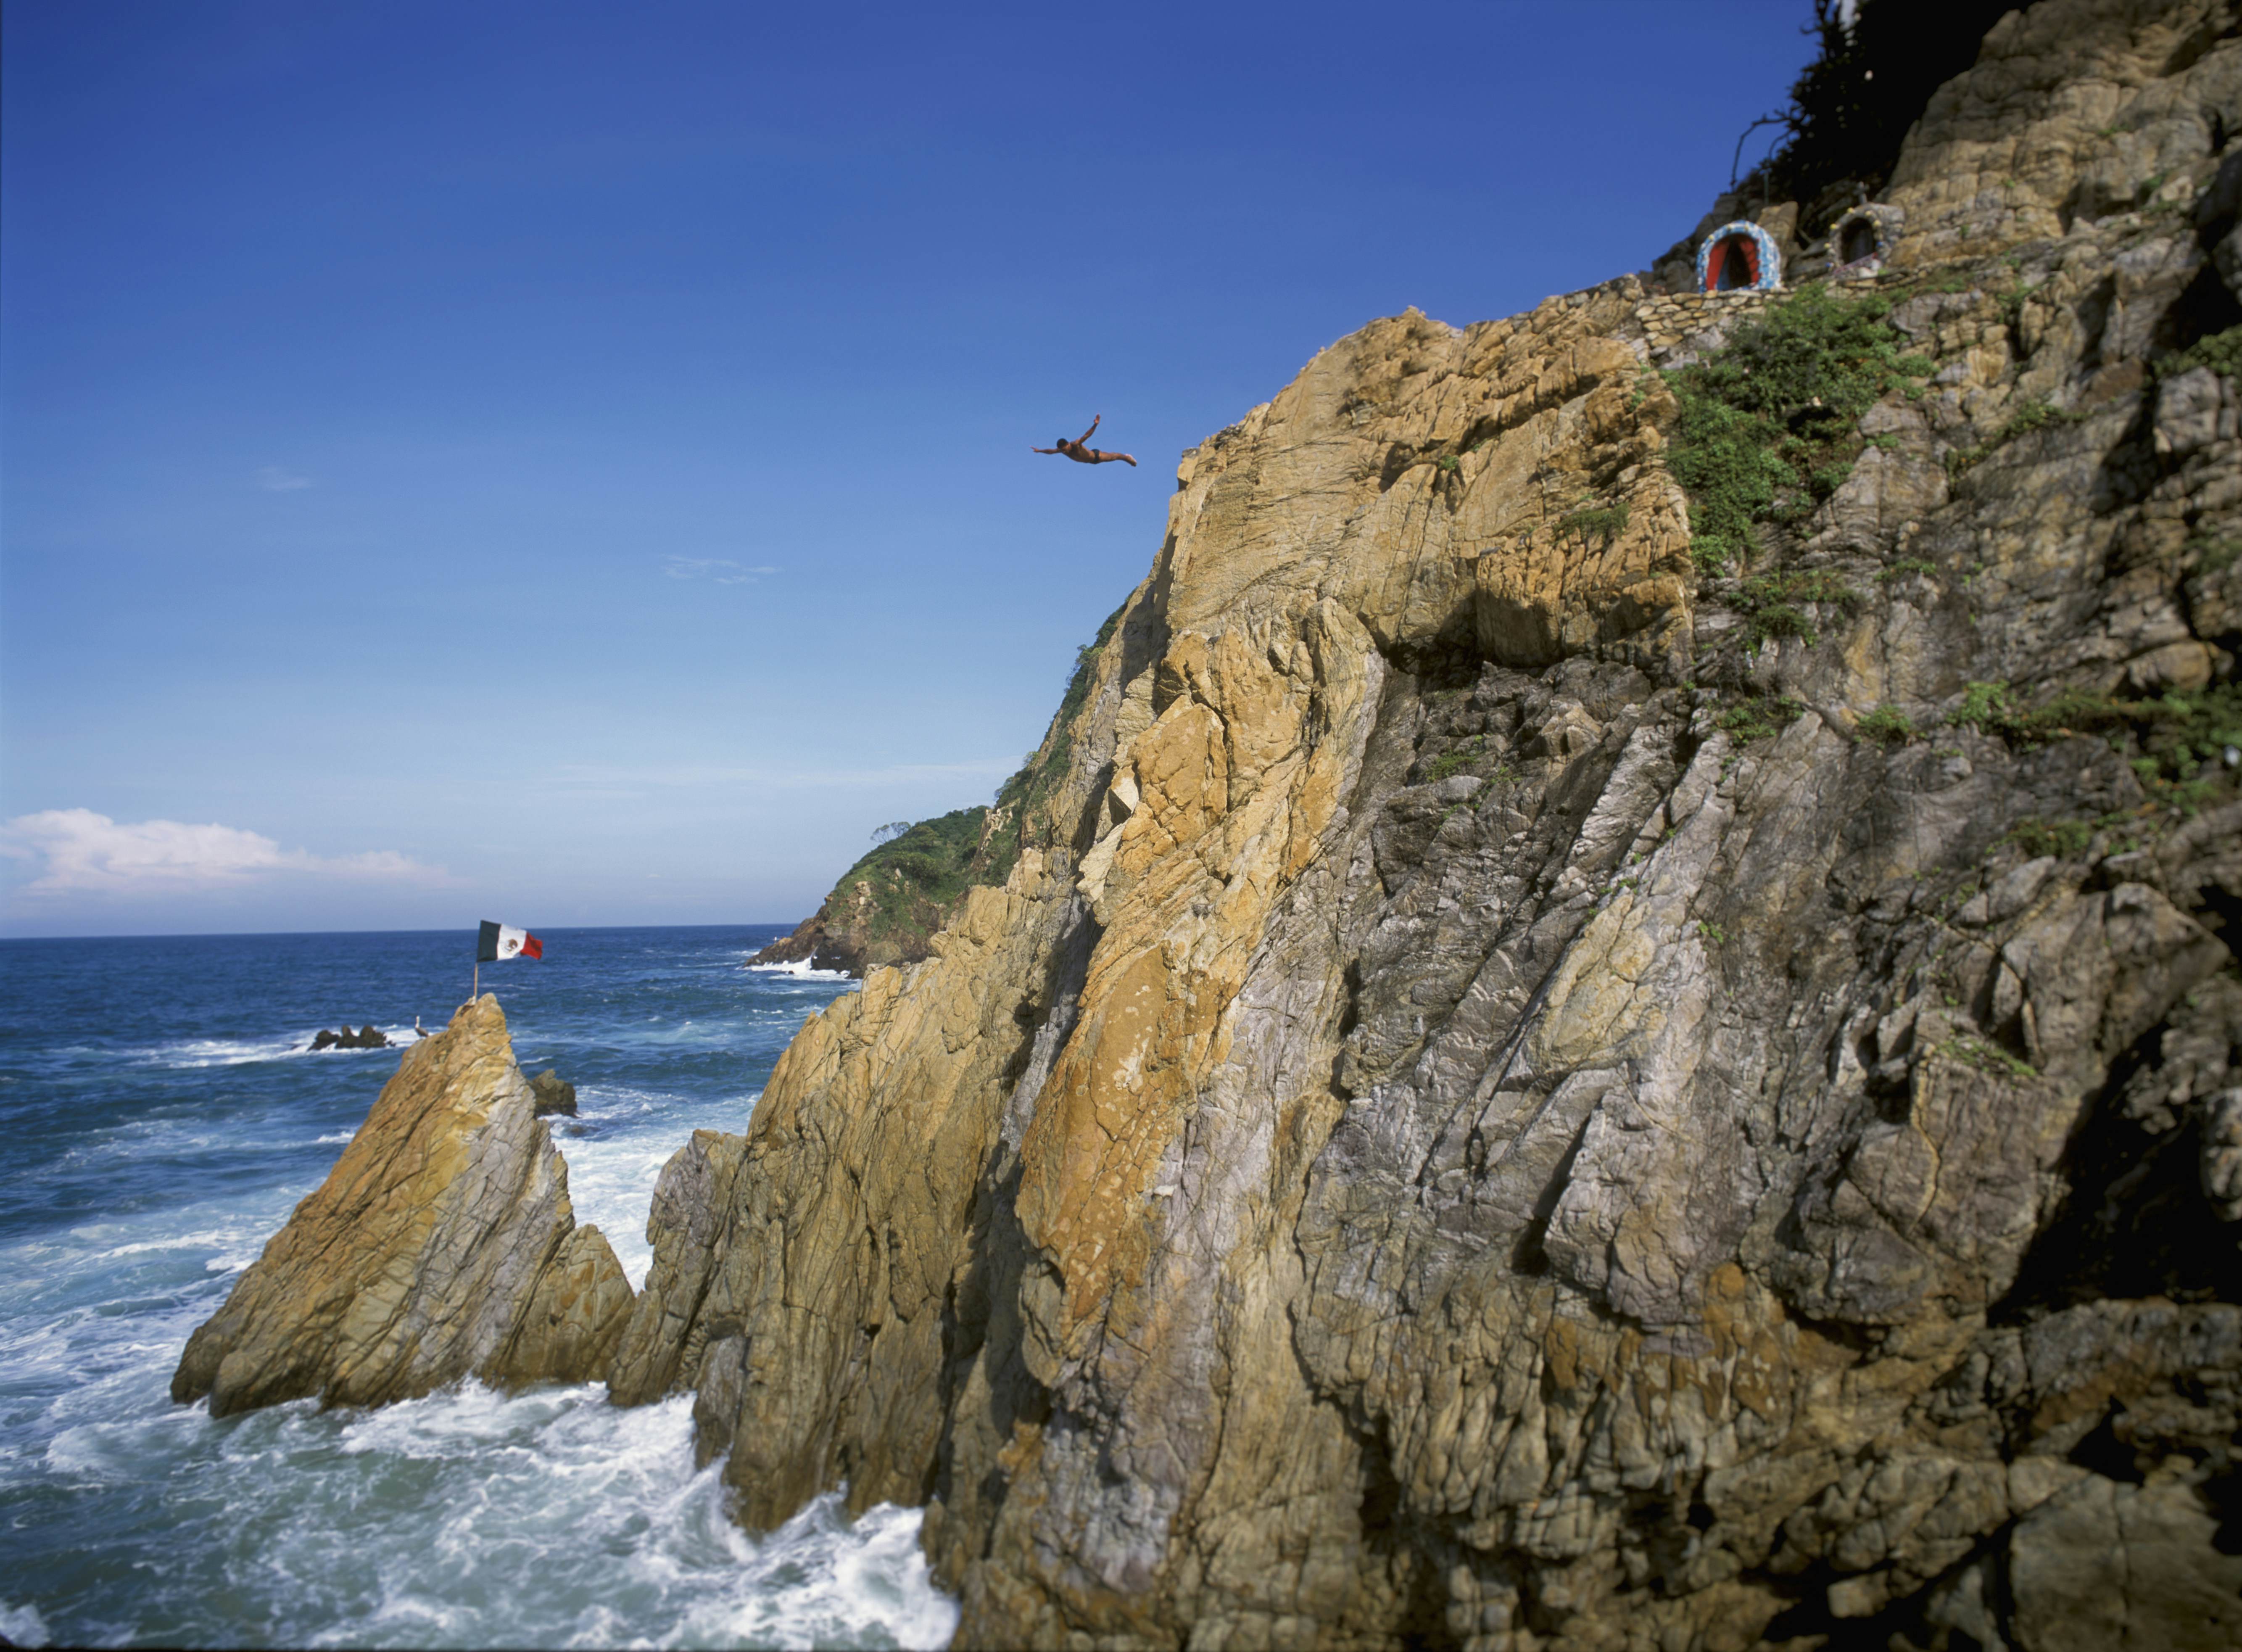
top-left (1077, 414), bottom-right (1102, 445)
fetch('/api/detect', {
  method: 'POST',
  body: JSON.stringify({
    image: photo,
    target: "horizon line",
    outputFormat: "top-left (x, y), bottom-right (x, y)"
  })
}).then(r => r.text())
top-left (0, 919), bottom-right (810, 945)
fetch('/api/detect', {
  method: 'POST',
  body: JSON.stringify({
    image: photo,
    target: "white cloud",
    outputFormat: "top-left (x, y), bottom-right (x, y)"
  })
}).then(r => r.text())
top-left (661, 556), bottom-right (777, 585)
top-left (0, 809), bottom-right (440, 895)
top-left (256, 466), bottom-right (314, 491)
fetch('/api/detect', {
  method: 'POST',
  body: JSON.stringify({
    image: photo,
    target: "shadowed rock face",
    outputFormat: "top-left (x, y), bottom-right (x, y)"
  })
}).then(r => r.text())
top-left (627, 3), bottom-right (2242, 1646)
top-left (530, 1068), bottom-right (578, 1117)
top-left (172, 995), bottom-right (633, 1418)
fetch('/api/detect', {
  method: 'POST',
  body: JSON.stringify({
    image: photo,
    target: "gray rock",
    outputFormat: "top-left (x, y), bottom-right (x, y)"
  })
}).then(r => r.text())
top-left (528, 1068), bottom-right (576, 1117)
top-left (2010, 1471), bottom-right (2242, 1651)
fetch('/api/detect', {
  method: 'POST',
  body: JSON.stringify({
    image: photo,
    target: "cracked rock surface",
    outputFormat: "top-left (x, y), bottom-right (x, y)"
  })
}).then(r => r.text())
top-left (628, 3), bottom-right (2242, 1646)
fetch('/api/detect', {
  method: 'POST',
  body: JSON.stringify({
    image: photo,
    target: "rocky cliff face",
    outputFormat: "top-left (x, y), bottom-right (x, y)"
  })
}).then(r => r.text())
top-left (173, 996), bottom-right (633, 1417)
top-left (631, 4), bottom-right (2242, 1647)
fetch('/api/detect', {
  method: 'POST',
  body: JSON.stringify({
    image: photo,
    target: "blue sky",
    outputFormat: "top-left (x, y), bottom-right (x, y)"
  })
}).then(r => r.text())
top-left (2, 0), bottom-right (1816, 936)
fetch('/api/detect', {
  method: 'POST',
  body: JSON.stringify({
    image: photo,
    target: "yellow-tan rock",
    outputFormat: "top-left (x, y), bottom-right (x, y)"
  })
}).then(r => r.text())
top-left (625, 5), bottom-right (2242, 1647)
top-left (171, 995), bottom-right (633, 1417)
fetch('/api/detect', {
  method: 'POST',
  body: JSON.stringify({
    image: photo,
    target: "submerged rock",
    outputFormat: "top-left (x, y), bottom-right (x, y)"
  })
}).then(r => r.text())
top-left (173, 995), bottom-right (633, 1417)
top-left (529, 1068), bottom-right (577, 1117)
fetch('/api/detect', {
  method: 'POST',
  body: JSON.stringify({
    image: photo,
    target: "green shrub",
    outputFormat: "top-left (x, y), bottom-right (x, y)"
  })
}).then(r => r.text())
top-left (1943, 678), bottom-right (2119, 739)
top-left (814, 806), bottom-right (994, 953)
top-left (2134, 683), bottom-right (2242, 780)
top-left (1945, 679), bottom-right (2242, 786)
top-left (1934, 1035), bottom-right (2038, 1080)
top-left (1748, 604), bottom-right (1816, 644)
top-left (1665, 286), bottom-right (1933, 575)
top-left (2007, 815), bottom-right (2096, 858)
top-left (978, 599), bottom-right (1131, 888)
top-left (1732, 568), bottom-right (1862, 647)
top-left (1857, 704), bottom-right (1916, 745)
top-left (1716, 694), bottom-right (1805, 744)
top-left (2164, 323), bottom-right (2242, 380)
top-left (1423, 736), bottom-right (1485, 783)
top-left (1947, 679), bottom-right (2023, 735)
top-left (1946, 398), bottom-right (2089, 475)
top-left (1559, 500), bottom-right (1631, 548)
top-left (1749, 568), bottom-right (1860, 607)
top-left (2187, 534), bottom-right (2240, 572)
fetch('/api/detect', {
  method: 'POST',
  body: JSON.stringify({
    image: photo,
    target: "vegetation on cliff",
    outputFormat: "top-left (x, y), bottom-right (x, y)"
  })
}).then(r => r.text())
top-left (752, 602), bottom-right (1125, 975)
top-left (977, 603), bottom-right (1125, 865)
top-left (1763, 0), bottom-right (2022, 222)
top-left (1664, 193), bottom-right (2242, 850)
top-left (1664, 285), bottom-right (1932, 575)
top-left (776, 806), bottom-right (994, 974)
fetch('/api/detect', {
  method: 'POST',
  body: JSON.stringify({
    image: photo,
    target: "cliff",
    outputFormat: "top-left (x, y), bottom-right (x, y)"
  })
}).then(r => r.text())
top-left (649, 6), bottom-right (2242, 1649)
top-left (173, 996), bottom-right (633, 1416)
top-left (749, 806), bottom-right (1001, 976)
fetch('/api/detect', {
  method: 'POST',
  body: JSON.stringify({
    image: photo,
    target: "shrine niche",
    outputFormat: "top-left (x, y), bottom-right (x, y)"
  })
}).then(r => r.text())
top-left (1695, 219), bottom-right (1782, 293)
top-left (1830, 203), bottom-right (1904, 279)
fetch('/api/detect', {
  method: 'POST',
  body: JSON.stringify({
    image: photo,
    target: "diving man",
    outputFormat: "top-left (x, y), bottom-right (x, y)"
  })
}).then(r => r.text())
top-left (1034, 414), bottom-right (1137, 467)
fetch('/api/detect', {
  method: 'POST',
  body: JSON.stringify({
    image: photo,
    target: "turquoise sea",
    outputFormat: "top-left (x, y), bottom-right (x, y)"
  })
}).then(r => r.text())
top-left (0, 926), bottom-right (959, 1650)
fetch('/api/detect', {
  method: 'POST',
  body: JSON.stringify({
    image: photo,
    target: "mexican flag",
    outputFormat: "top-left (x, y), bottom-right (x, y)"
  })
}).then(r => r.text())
top-left (477, 921), bottom-right (544, 962)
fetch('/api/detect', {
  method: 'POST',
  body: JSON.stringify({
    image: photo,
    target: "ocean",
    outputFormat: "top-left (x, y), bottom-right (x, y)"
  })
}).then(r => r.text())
top-left (0, 926), bottom-right (960, 1651)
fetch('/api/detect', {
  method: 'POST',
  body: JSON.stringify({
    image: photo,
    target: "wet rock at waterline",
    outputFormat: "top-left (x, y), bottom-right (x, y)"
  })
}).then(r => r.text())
top-left (529, 1068), bottom-right (577, 1117)
top-left (307, 1024), bottom-right (388, 1051)
top-left (607, 1127), bottom-right (749, 1409)
top-left (173, 995), bottom-right (633, 1417)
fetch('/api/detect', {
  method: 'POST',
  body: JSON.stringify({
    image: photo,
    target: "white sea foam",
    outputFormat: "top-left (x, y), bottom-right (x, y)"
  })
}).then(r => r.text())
top-left (3, 928), bottom-right (909, 1647)
top-left (0, 1599), bottom-right (50, 1649)
top-left (145, 1034), bottom-right (305, 1067)
top-left (13, 1310), bottom-right (957, 1650)
top-left (226, 1383), bottom-right (954, 1651)
top-left (134, 1026), bottom-right (416, 1069)
top-left (96, 1231), bottom-right (242, 1260)
top-left (746, 956), bottom-right (856, 982)
top-left (666, 1498), bottom-right (958, 1651)
top-left (554, 1087), bottom-right (760, 1288)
